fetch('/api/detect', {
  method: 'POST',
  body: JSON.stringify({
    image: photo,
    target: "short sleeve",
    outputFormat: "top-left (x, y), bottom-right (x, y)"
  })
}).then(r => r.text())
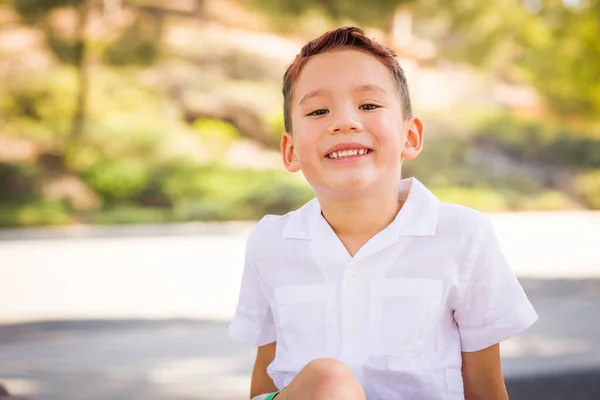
top-left (454, 215), bottom-right (538, 352)
top-left (228, 229), bottom-right (276, 346)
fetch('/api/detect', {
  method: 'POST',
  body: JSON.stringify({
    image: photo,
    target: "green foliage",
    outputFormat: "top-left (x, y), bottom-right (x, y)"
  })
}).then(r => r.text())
top-left (0, 67), bottom-right (169, 159)
top-left (193, 118), bottom-right (241, 158)
top-left (407, 114), bottom-right (586, 211)
top-left (408, 135), bottom-right (542, 194)
top-left (431, 186), bottom-right (574, 212)
top-left (431, 187), bottom-right (509, 212)
top-left (84, 206), bottom-right (173, 225)
top-left (3, 0), bottom-right (600, 228)
top-left (421, 0), bottom-right (528, 70)
top-left (575, 170), bottom-right (600, 209)
top-left (159, 163), bottom-right (314, 220)
top-left (423, 0), bottom-right (600, 120)
top-left (243, 174), bottom-right (314, 216)
top-left (522, 0), bottom-right (600, 118)
top-left (266, 111), bottom-right (285, 148)
top-left (523, 190), bottom-right (576, 211)
top-left (87, 68), bottom-right (164, 118)
top-left (406, 136), bottom-right (471, 187)
top-left (76, 161), bottom-right (314, 223)
top-left (0, 69), bottom-right (76, 149)
top-left (81, 159), bottom-right (150, 204)
top-left (64, 67), bottom-right (169, 169)
top-left (11, 0), bottom-right (82, 22)
top-left (81, 116), bottom-right (165, 160)
top-left (0, 161), bottom-right (307, 227)
top-left (473, 114), bottom-right (600, 168)
top-left (0, 199), bottom-right (72, 227)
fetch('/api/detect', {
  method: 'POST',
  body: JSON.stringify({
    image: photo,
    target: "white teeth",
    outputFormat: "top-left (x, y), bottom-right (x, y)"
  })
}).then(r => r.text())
top-left (328, 149), bottom-right (369, 159)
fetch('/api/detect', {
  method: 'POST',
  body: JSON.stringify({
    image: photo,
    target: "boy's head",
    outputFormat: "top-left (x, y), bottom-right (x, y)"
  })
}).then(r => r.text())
top-left (282, 26), bottom-right (412, 134)
top-left (280, 26), bottom-right (423, 197)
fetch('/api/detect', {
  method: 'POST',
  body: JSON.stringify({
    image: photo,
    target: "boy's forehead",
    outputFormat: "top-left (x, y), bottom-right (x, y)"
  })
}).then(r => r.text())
top-left (293, 48), bottom-right (396, 103)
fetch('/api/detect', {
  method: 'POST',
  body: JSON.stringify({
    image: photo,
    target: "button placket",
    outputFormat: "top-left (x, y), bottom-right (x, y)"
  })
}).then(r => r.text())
top-left (340, 260), bottom-right (363, 358)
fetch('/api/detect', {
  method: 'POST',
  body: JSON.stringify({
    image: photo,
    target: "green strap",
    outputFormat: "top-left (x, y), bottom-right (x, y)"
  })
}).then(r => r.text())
top-left (264, 391), bottom-right (281, 400)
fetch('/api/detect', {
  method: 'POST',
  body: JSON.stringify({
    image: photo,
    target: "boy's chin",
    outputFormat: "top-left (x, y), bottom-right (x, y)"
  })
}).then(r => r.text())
top-left (310, 172), bottom-right (402, 198)
top-left (319, 178), bottom-right (376, 195)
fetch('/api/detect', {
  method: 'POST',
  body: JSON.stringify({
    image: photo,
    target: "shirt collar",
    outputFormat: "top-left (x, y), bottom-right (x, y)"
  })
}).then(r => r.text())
top-left (282, 177), bottom-right (440, 240)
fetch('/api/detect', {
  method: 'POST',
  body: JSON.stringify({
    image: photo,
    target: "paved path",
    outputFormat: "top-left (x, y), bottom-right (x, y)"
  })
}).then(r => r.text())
top-left (1, 212), bottom-right (599, 324)
top-left (1, 277), bottom-right (600, 400)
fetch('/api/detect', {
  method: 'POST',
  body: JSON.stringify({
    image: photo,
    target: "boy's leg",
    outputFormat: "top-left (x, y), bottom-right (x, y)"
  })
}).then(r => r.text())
top-left (276, 358), bottom-right (366, 400)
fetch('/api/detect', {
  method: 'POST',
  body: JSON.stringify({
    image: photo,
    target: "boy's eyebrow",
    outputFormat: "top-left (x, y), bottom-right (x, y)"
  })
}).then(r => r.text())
top-left (355, 84), bottom-right (387, 95)
top-left (298, 84), bottom-right (388, 106)
top-left (298, 89), bottom-right (327, 107)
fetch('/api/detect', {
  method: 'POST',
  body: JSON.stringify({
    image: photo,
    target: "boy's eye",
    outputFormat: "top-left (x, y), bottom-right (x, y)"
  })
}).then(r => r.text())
top-left (307, 109), bottom-right (328, 116)
top-left (359, 104), bottom-right (380, 111)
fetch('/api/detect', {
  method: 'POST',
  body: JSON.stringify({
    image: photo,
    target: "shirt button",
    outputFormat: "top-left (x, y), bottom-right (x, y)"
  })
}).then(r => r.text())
top-left (351, 272), bottom-right (359, 280)
top-left (350, 326), bottom-right (358, 334)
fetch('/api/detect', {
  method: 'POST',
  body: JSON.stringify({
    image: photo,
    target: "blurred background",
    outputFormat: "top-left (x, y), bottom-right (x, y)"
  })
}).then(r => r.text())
top-left (0, 0), bottom-right (599, 399)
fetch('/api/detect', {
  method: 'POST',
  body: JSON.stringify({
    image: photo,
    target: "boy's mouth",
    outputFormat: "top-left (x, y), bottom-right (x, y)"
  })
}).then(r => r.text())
top-left (326, 148), bottom-right (373, 159)
top-left (325, 142), bottom-right (373, 160)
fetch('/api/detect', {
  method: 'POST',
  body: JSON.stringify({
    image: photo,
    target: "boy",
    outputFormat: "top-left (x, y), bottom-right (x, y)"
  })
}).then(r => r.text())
top-left (229, 26), bottom-right (538, 399)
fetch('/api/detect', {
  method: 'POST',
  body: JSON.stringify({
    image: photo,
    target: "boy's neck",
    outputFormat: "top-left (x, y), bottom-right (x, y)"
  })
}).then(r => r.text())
top-left (318, 185), bottom-right (403, 256)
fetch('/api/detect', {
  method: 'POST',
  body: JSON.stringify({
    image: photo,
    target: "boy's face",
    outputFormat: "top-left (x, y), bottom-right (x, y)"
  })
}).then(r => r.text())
top-left (281, 48), bottom-right (423, 197)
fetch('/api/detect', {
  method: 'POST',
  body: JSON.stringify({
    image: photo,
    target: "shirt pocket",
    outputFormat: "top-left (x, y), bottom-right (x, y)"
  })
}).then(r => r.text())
top-left (368, 278), bottom-right (443, 358)
top-left (274, 283), bottom-right (336, 364)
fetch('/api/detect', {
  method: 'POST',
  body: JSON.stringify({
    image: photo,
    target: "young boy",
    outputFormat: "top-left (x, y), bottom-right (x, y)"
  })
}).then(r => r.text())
top-left (229, 26), bottom-right (538, 399)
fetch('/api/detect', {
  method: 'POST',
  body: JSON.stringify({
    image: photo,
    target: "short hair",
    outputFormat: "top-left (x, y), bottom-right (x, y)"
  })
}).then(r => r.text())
top-left (282, 26), bottom-right (412, 133)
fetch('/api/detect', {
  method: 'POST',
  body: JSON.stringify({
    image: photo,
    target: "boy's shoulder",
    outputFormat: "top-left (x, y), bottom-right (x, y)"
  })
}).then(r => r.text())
top-left (405, 178), bottom-right (490, 239)
top-left (248, 213), bottom-right (288, 243)
top-left (246, 197), bottom-right (317, 256)
top-left (435, 201), bottom-right (491, 238)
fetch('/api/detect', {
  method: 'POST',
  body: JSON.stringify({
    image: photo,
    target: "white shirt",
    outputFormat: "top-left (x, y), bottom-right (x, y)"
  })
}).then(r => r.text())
top-left (229, 177), bottom-right (538, 399)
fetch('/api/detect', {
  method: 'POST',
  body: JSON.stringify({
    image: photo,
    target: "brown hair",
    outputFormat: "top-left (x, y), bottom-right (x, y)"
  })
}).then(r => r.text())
top-left (282, 26), bottom-right (412, 133)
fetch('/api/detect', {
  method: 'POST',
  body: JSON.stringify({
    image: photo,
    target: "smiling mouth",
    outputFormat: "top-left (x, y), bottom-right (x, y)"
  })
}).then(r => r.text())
top-left (326, 148), bottom-right (372, 159)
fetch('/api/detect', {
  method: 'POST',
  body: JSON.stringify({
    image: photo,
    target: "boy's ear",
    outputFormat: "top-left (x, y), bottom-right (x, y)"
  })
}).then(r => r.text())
top-left (281, 132), bottom-right (301, 172)
top-left (401, 116), bottom-right (424, 160)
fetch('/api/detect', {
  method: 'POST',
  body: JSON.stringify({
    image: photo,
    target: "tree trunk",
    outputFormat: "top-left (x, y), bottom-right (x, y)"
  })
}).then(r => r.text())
top-left (196, 0), bottom-right (206, 19)
top-left (69, 0), bottom-right (90, 147)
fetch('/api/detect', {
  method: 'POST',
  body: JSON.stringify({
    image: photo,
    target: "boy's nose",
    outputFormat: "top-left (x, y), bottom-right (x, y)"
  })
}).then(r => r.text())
top-left (329, 111), bottom-right (363, 134)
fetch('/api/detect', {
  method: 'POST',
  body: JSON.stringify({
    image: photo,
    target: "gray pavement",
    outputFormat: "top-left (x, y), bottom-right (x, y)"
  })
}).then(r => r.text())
top-left (1, 278), bottom-right (599, 399)
top-left (1, 213), bottom-right (599, 399)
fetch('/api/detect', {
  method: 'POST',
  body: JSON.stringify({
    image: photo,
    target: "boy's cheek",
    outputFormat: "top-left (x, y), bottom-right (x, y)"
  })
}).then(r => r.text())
top-left (297, 133), bottom-right (320, 154)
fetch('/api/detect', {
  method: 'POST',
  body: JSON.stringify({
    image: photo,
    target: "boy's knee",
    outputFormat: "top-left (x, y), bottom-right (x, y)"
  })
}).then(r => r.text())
top-left (305, 358), bottom-right (352, 379)
top-left (303, 358), bottom-right (364, 397)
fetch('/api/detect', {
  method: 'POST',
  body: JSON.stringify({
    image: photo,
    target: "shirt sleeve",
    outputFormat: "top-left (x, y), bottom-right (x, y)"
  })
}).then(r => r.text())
top-left (228, 225), bottom-right (277, 347)
top-left (454, 214), bottom-right (538, 352)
